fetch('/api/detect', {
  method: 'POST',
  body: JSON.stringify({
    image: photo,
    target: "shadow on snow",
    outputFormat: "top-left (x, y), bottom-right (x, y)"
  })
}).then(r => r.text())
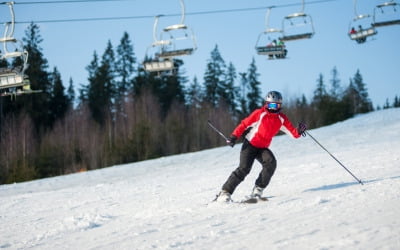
top-left (302, 175), bottom-right (400, 192)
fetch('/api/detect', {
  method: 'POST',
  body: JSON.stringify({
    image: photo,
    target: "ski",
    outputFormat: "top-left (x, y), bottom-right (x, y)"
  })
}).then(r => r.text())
top-left (210, 196), bottom-right (269, 205)
top-left (241, 196), bottom-right (269, 204)
top-left (240, 197), bottom-right (258, 204)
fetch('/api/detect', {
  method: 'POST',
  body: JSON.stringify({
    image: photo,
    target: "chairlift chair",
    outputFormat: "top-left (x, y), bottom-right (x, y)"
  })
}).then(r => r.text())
top-left (156, 26), bottom-right (196, 59)
top-left (280, 0), bottom-right (315, 42)
top-left (281, 12), bottom-right (315, 42)
top-left (143, 57), bottom-right (174, 72)
top-left (348, 23), bottom-right (377, 43)
top-left (157, 28), bottom-right (196, 58)
top-left (143, 15), bottom-right (176, 73)
top-left (348, 0), bottom-right (377, 44)
top-left (372, 1), bottom-right (400, 27)
top-left (0, 2), bottom-right (34, 97)
top-left (255, 29), bottom-right (288, 59)
top-left (0, 83), bottom-right (41, 98)
top-left (255, 8), bottom-right (287, 59)
top-left (156, 0), bottom-right (197, 59)
top-left (143, 0), bottom-right (196, 74)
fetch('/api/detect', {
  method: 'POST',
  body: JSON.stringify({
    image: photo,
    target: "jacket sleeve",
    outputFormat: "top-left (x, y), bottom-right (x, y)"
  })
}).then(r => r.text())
top-left (280, 114), bottom-right (301, 139)
top-left (231, 109), bottom-right (261, 138)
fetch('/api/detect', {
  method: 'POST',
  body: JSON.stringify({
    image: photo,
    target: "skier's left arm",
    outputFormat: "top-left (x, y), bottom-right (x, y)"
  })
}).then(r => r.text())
top-left (280, 114), bottom-right (306, 139)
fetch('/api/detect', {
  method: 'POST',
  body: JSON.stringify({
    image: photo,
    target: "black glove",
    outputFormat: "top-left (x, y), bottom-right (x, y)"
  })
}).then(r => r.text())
top-left (227, 135), bottom-right (237, 147)
top-left (297, 122), bottom-right (307, 137)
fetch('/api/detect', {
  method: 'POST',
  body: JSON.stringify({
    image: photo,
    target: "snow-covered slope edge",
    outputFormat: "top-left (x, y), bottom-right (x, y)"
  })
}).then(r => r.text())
top-left (0, 108), bottom-right (399, 250)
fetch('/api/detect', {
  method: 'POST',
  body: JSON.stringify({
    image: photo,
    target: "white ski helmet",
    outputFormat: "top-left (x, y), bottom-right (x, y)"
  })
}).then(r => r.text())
top-left (265, 91), bottom-right (283, 112)
top-left (265, 91), bottom-right (283, 103)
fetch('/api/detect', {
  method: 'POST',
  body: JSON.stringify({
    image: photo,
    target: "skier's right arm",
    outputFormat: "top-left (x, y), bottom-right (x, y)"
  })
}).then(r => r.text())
top-left (231, 109), bottom-right (262, 138)
top-left (226, 135), bottom-right (237, 147)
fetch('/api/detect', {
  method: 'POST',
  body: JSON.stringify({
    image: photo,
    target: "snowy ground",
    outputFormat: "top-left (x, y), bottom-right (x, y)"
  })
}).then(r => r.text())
top-left (1, 108), bottom-right (399, 250)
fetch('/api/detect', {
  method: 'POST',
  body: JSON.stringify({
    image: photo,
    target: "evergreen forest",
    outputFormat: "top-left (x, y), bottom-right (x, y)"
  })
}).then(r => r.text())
top-left (1, 23), bottom-right (399, 184)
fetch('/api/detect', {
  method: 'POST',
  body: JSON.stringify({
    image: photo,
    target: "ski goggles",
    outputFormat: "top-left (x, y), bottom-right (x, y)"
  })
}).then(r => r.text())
top-left (266, 102), bottom-right (281, 110)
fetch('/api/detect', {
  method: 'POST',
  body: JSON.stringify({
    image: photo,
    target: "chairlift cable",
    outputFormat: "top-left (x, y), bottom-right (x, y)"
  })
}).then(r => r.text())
top-left (7, 0), bottom-right (337, 25)
top-left (12, 0), bottom-right (134, 5)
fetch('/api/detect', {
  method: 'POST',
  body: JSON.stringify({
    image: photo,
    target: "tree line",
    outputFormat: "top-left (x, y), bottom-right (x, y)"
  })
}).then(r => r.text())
top-left (0, 23), bottom-right (398, 184)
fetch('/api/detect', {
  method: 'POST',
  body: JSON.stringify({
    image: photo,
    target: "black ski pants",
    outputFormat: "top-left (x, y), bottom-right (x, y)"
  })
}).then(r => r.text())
top-left (222, 140), bottom-right (277, 194)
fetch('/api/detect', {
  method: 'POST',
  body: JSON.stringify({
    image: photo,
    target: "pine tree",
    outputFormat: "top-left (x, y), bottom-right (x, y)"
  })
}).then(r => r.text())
top-left (222, 62), bottom-right (238, 114)
top-left (296, 94), bottom-right (309, 116)
top-left (49, 67), bottom-right (69, 125)
top-left (133, 57), bottom-right (164, 100)
top-left (84, 51), bottom-right (98, 111)
top-left (326, 66), bottom-right (350, 124)
top-left (99, 40), bottom-right (117, 106)
top-left (203, 45), bottom-right (226, 106)
top-left (87, 41), bottom-right (116, 124)
top-left (133, 66), bottom-right (150, 95)
top-left (313, 74), bottom-right (328, 105)
top-left (115, 32), bottom-right (136, 103)
top-left (354, 70), bottom-right (373, 113)
top-left (158, 59), bottom-right (186, 115)
top-left (186, 76), bottom-right (204, 106)
top-left (329, 66), bottom-right (342, 101)
top-left (312, 73), bottom-right (330, 126)
top-left (246, 58), bottom-right (263, 112)
top-left (383, 98), bottom-right (391, 109)
top-left (394, 95), bottom-right (400, 108)
top-left (67, 77), bottom-right (75, 110)
top-left (79, 52), bottom-right (99, 106)
top-left (22, 22), bottom-right (52, 131)
top-left (238, 72), bottom-right (248, 118)
top-left (342, 79), bottom-right (357, 117)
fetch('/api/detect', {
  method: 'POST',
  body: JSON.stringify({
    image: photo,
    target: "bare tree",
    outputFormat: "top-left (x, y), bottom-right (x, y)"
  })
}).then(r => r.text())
top-left (0, 113), bottom-right (37, 183)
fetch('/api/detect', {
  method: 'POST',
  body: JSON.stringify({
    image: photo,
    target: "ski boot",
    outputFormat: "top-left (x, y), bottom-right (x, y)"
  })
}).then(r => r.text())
top-left (251, 186), bottom-right (264, 198)
top-left (250, 186), bottom-right (268, 201)
top-left (216, 190), bottom-right (232, 203)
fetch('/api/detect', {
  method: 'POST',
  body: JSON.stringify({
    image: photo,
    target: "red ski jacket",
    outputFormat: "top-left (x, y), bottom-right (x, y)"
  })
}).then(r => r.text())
top-left (232, 108), bottom-right (301, 148)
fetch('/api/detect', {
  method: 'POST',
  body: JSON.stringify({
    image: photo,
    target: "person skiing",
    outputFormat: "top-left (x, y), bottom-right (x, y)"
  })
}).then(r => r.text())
top-left (216, 90), bottom-right (307, 202)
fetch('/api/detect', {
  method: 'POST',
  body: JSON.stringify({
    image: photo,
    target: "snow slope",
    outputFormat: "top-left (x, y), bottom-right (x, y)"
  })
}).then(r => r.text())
top-left (1, 108), bottom-right (399, 250)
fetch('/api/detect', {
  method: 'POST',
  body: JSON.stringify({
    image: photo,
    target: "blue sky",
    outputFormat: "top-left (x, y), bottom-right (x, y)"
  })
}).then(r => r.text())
top-left (2, 0), bottom-right (399, 107)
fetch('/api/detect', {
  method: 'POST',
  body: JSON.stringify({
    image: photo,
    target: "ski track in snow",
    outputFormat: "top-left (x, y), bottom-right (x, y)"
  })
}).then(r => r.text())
top-left (0, 108), bottom-right (400, 250)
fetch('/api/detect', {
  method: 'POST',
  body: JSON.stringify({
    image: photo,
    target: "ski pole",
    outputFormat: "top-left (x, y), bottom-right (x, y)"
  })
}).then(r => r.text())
top-left (207, 120), bottom-right (229, 142)
top-left (306, 131), bottom-right (364, 185)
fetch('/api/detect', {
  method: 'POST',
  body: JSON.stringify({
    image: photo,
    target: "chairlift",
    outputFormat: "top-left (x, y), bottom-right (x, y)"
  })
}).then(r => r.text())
top-left (372, 1), bottom-right (400, 28)
top-left (255, 7), bottom-right (287, 59)
top-left (348, 0), bottom-right (377, 44)
top-left (281, 0), bottom-right (315, 42)
top-left (143, 57), bottom-right (174, 73)
top-left (157, 0), bottom-right (197, 59)
top-left (143, 15), bottom-right (175, 73)
top-left (0, 84), bottom-right (41, 98)
top-left (0, 2), bottom-right (37, 98)
top-left (143, 0), bottom-right (196, 74)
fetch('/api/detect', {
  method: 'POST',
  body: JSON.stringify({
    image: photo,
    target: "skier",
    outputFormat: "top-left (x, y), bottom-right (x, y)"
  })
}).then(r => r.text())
top-left (216, 90), bottom-right (307, 202)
